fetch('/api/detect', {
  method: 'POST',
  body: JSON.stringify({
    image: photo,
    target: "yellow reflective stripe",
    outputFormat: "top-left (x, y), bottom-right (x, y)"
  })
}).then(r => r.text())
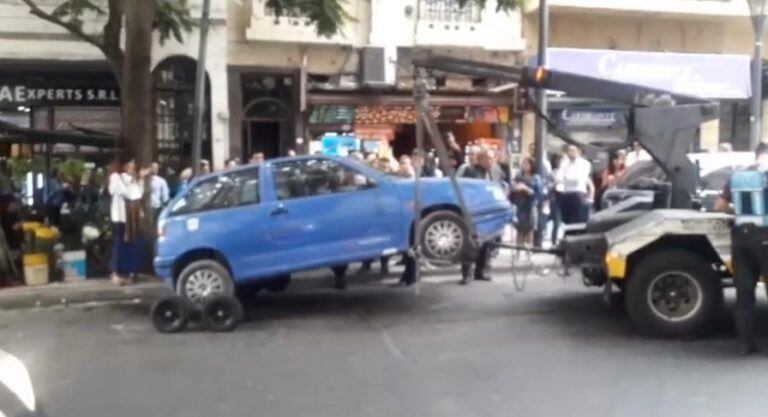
top-left (605, 252), bottom-right (627, 279)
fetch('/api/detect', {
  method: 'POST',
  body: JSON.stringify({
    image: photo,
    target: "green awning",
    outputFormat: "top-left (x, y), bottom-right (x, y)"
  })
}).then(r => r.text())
top-left (0, 120), bottom-right (117, 149)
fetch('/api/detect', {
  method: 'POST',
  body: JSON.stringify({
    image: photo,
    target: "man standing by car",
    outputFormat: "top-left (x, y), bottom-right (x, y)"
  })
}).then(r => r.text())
top-left (459, 148), bottom-right (506, 284)
top-left (715, 142), bottom-right (768, 355)
top-left (149, 162), bottom-right (170, 220)
top-left (555, 145), bottom-right (594, 225)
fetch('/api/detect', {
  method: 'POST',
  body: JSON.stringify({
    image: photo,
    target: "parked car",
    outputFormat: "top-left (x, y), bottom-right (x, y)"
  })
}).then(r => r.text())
top-left (600, 151), bottom-right (753, 211)
top-left (154, 155), bottom-right (512, 302)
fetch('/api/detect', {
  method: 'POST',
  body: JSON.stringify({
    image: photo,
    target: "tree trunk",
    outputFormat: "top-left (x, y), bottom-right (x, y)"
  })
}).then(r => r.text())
top-left (123, 0), bottom-right (157, 272)
top-left (122, 0), bottom-right (155, 167)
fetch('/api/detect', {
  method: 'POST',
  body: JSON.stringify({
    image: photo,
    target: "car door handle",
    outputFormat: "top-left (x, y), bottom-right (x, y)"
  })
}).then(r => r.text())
top-left (270, 204), bottom-right (288, 216)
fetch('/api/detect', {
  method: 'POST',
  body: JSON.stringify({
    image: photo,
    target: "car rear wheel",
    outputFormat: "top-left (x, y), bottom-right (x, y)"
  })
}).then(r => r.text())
top-left (177, 260), bottom-right (235, 305)
top-left (625, 250), bottom-right (722, 338)
top-left (419, 211), bottom-right (470, 263)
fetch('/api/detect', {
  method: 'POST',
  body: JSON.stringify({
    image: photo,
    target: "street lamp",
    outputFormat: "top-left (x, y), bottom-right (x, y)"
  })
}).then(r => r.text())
top-left (748, 0), bottom-right (768, 149)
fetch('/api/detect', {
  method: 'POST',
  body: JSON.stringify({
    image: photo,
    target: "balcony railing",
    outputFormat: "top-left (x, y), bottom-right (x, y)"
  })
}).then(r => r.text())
top-left (419, 0), bottom-right (482, 23)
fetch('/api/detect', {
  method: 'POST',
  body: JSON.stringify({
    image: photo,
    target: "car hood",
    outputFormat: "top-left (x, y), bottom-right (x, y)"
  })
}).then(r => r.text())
top-left (394, 177), bottom-right (510, 212)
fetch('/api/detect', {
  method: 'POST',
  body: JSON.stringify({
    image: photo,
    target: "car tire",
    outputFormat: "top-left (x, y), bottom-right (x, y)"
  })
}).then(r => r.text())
top-left (202, 295), bottom-right (244, 332)
top-left (151, 296), bottom-right (193, 333)
top-left (177, 259), bottom-right (235, 305)
top-left (625, 250), bottom-right (723, 338)
top-left (419, 210), bottom-right (471, 264)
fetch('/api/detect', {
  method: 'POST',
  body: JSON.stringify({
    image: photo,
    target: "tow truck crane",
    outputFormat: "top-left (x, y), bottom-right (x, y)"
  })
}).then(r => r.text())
top-left (411, 55), bottom-right (732, 338)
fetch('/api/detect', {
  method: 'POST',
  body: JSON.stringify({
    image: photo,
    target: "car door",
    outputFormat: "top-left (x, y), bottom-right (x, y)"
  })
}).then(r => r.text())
top-left (265, 157), bottom-right (399, 271)
top-left (165, 167), bottom-right (270, 281)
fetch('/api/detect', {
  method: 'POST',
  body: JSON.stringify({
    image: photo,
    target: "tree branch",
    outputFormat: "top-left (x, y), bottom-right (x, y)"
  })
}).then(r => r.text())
top-left (20, 0), bottom-right (105, 50)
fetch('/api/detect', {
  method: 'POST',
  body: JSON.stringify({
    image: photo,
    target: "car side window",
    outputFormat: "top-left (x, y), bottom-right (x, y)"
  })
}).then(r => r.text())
top-left (272, 159), bottom-right (374, 201)
top-left (170, 168), bottom-right (259, 215)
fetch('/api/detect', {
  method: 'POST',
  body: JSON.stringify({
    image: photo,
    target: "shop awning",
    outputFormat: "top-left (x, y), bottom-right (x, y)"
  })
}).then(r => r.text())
top-left (533, 48), bottom-right (752, 100)
top-left (0, 120), bottom-right (117, 149)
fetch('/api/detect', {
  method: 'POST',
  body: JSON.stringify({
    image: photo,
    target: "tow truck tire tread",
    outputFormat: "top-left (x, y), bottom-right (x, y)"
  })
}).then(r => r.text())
top-left (625, 250), bottom-right (722, 338)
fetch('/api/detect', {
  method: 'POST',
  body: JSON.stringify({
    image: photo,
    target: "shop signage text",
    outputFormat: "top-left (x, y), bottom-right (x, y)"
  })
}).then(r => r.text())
top-left (541, 48), bottom-right (751, 100)
top-left (0, 85), bottom-right (120, 105)
top-left (557, 109), bottom-right (622, 128)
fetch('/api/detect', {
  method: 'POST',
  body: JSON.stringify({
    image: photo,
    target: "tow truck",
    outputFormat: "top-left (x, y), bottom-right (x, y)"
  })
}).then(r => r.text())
top-left (410, 55), bottom-right (734, 338)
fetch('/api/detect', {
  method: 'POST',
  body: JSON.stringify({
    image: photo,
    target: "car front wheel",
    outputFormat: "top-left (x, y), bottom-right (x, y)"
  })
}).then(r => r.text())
top-left (177, 259), bottom-right (235, 305)
top-left (419, 211), bottom-right (470, 264)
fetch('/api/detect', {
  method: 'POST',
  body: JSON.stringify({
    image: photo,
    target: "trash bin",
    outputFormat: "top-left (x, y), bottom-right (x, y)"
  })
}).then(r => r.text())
top-left (23, 253), bottom-right (48, 286)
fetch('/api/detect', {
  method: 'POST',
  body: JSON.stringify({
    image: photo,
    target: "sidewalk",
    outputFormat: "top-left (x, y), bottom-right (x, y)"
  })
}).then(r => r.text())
top-left (0, 278), bottom-right (170, 310)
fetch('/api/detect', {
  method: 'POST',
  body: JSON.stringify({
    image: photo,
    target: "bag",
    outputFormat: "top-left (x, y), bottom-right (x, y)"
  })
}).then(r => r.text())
top-left (731, 168), bottom-right (768, 226)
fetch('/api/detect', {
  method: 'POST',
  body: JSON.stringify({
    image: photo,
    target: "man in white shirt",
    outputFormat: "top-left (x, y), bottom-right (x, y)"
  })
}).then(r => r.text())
top-left (149, 162), bottom-right (170, 218)
top-left (554, 145), bottom-right (594, 224)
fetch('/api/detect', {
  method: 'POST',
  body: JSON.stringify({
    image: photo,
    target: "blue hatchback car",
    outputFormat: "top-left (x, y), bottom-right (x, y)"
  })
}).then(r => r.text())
top-left (155, 155), bottom-right (512, 302)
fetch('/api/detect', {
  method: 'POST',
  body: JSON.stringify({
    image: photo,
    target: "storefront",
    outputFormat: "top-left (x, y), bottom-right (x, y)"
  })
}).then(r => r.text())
top-left (537, 48), bottom-right (752, 151)
top-left (305, 92), bottom-right (519, 161)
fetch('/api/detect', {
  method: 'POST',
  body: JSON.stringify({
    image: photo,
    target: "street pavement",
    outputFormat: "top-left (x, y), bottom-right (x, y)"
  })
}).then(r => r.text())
top-left (3, 258), bottom-right (768, 417)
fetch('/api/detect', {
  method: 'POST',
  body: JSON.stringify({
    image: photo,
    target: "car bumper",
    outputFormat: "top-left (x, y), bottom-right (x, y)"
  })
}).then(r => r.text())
top-left (473, 208), bottom-right (513, 242)
top-left (153, 256), bottom-right (174, 283)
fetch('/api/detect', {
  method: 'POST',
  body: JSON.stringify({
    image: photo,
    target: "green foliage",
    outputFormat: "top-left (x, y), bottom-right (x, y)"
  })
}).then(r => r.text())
top-left (37, 0), bottom-right (194, 45)
top-left (7, 157), bottom-right (44, 186)
top-left (457, 0), bottom-right (521, 12)
top-left (267, 0), bottom-right (522, 38)
top-left (56, 158), bottom-right (88, 185)
top-left (154, 0), bottom-right (196, 45)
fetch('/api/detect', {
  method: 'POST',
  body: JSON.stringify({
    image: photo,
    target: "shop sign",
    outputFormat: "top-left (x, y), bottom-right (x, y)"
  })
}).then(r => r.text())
top-left (555, 109), bottom-right (625, 129)
top-left (355, 124), bottom-right (395, 141)
top-left (540, 48), bottom-right (751, 100)
top-left (0, 84), bottom-right (120, 106)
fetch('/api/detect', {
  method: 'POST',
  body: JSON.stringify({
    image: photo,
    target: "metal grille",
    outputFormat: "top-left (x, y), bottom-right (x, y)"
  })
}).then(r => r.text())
top-left (420, 0), bottom-right (481, 23)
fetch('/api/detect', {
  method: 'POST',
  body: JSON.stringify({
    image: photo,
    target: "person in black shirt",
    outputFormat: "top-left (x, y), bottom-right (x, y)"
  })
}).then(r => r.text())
top-left (715, 142), bottom-right (768, 354)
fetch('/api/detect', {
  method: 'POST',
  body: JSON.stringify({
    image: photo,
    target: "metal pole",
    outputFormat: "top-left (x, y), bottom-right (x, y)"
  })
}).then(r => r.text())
top-left (534, 0), bottom-right (549, 176)
top-left (191, 0), bottom-right (211, 176)
top-left (751, 13), bottom-right (766, 149)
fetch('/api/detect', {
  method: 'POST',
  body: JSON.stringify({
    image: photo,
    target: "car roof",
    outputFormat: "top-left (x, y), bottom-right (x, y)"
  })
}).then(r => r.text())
top-left (188, 154), bottom-right (360, 184)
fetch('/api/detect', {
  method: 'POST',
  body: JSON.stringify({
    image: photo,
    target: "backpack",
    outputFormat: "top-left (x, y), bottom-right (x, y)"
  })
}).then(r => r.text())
top-left (731, 168), bottom-right (768, 226)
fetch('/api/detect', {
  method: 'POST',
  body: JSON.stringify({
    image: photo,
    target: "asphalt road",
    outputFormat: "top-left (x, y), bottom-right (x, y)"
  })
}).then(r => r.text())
top-left (3, 263), bottom-right (768, 417)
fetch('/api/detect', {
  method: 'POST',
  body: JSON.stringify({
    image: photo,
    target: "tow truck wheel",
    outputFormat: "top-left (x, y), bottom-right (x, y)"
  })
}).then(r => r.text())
top-left (420, 211), bottom-right (470, 264)
top-left (625, 250), bottom-right (722, 338)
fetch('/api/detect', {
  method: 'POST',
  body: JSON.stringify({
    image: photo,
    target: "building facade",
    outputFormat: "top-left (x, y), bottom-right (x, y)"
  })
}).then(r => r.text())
top-left (0, 0), bottom-right (527, 170)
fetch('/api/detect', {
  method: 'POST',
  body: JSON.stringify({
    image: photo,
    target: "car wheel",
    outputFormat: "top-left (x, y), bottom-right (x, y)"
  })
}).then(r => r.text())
top-left (202, 295), bottom-right (244, 332)
top-left (419, 211), bottom-right (470, 263)
top-left (177, 259), bottom-right (235, 305)
top-left (151, 296), bottom-right (193, 333)
top-left (625, 250), bottom-right (723, 338)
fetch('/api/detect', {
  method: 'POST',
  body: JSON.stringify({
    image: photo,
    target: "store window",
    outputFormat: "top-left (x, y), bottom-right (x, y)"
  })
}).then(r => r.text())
top-left (170, 168), bottom-right (260, 215)
top-left (272, 159), bottom-right (373, 200)
top-left (153, 56), bottom-right (210, 171)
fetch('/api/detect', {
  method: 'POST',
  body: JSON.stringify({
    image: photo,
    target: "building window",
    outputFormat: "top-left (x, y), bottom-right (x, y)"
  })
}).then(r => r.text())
top-left (153, 56), bottom-right (210, 171)
top-left (420, 0), bottom-right (481, 23)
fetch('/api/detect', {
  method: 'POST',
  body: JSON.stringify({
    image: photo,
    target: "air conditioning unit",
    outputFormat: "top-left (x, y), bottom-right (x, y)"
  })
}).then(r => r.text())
top-left (361, 46), bottom-right (397, 87)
